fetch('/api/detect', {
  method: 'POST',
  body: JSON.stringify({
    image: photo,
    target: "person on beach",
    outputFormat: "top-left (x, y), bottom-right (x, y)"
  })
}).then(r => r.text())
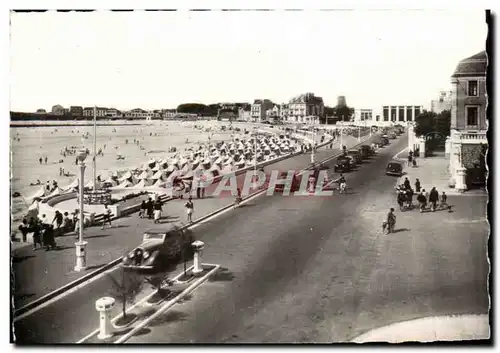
top-left (185, 197), bottom-right (194, 223)
top-left (153, 200), bottom-right (163, 224)
top-left (102, 204), bottom-right (113, 229)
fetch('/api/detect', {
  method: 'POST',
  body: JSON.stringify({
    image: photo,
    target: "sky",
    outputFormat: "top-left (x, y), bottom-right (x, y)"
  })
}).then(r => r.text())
top-left (9, 9), bottom-right (488, 112)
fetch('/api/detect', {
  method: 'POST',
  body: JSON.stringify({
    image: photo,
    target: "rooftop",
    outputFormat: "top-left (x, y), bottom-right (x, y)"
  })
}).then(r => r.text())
top-left (451, 50), bottom-right (487, 78)
top-left (289, 93), bottom-right (324, 104)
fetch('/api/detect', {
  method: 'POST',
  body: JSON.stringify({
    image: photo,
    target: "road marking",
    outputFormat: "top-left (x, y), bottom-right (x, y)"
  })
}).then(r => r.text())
top-left (76, 264), bottom-right (198, 344)
top-left (114, 264), bottom-right (220, 344)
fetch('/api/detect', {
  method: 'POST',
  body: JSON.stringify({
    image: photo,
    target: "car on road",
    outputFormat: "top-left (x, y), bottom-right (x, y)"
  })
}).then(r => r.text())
top-left (359, 145), bottom-right (374, 158)
top-left (334, 156), bottom-right (351, 173)
top-left (389, 132), bottom-right (397, 139)
top-left (345, 155), bottom-right (357, 168)
top-left (122, 227), bottom-right (194, 275)
top-left (385, 161), bottom-right (404, 177)
top-left (347, 150), bottom-right (363, 164)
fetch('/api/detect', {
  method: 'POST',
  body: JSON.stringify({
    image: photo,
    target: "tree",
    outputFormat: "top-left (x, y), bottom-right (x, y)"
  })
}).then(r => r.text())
top-left (434, 109), bottom-right (451, 137)
top-left (332, 105), bottom-right (355, 122)
top-left (414, 110), bottom-right (437, 137)
top-left (107, 267), bottom-right (144, 323)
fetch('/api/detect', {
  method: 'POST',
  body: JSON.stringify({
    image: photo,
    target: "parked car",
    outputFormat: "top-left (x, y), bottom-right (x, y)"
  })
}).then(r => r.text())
top-left (385, 161), bottom-right (403, 177)
top-left (347, 150), bottom-right (363, 164)
top-left (359, 145), bottom-right (373, 158)
top-left (334, 156), bottom-right (351, 173)
top-left (122, 227), bottom-right (194, 275)
top-left (389, 132), bottom-right (397, 139)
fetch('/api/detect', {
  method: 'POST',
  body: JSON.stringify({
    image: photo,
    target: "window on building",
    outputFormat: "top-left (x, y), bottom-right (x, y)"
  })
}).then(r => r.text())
top-left (398, 107), bottom-right (405, 121)
top-left (414, 107), bottom-right (421, 118)
top-left (466, 106), bottom-right (479, 126)
top-left (406, 107), bottom-right (413, 121)
top-left (383, 107), bottom-right (389, 121)
top-left (468, 80), bottom-right (478, 96)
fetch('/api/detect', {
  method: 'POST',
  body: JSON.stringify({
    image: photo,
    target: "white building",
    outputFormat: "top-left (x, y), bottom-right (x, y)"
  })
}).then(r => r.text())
top-left (354, 109), bottom-right (373, 123)
top-left (431, 91), bottom-right (453, 114)
top-left (286, 92), bottom-right (324, 124)
top-left (251, 99), bottom-right (274, 122)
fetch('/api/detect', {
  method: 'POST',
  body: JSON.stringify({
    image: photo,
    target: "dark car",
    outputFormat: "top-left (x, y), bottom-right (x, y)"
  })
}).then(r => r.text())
top-left (347, 150), bottom-right (363, 164)
top-left (334, 156), bottom-right (351, 173)
top-left (389, 132), bottom-right (397, 139)
top-left (122, 227), bottom-right (194, 275)
top-left (359, 145), bottom-right (373, 158)
top-left (386, 161), bottom-right (403, 177)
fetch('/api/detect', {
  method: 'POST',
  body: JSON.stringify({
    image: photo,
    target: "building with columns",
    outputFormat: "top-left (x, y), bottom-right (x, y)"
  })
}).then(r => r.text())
top-left (381, 105), bottom-right (423, 124)
top-left (448, 50), bottom-right (487, 191)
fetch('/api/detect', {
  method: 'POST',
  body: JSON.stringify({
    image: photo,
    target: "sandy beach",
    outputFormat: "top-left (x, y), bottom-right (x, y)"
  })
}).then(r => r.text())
top-left (10, 120), bottom-right (282, 223)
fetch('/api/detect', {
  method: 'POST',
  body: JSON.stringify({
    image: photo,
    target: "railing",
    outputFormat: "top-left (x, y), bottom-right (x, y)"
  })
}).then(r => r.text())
top-left (452, 131), bottom-right (488, 143)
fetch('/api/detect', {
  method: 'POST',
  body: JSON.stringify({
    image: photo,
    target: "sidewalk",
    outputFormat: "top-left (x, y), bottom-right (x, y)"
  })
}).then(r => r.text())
top-left (12, 134), bottom-right (368, 309)
top-left (394, 150), bottom-right (486, 196)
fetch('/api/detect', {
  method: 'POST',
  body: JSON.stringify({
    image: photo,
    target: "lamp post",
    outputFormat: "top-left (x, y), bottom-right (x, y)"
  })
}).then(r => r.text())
top-left (75, 148), bottom-right (88, 272)
top-left (310, 127), bottom-right (316, 164)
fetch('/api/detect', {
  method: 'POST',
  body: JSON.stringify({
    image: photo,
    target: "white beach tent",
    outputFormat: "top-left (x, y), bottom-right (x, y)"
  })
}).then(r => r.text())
top-left (152, 170), bottom-right (164, 180)
top-left (112, 180), bottom-right (132, 189)
top-left (65, 179), bottom-right (80, 190)
top-left (28, 186), bottom-right (49, 201)
top-left (118, 171), bottom-right (132, 182)
top-left (104, 177), bottom-right (118, 186)
top-left (49, 187), bottom-right (65, 197)
top-left (133, 179), bottom-right (149, 188)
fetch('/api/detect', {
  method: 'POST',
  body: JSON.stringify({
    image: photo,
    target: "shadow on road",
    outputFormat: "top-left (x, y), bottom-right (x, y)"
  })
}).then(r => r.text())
top-left (148, 310), bottom-right (188, 327)
top-left (85, 233), bottom-right (111, 239)
top-left (209, 267), bottom-right (235, 282)
top-left (12, 255), bottom-right (36, 263)
top-left (392, 228), bottom-right (410, 233)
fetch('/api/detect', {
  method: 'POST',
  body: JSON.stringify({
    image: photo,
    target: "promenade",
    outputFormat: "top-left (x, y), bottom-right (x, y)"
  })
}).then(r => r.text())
top-left (12, 134), bottom-right (364, 310)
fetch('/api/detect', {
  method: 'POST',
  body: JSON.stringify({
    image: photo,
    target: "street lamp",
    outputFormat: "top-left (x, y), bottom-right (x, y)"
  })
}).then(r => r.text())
top-left (75, 148), bottom-right (88, 272)
top-left (310, 126), bottom-right (316, 164)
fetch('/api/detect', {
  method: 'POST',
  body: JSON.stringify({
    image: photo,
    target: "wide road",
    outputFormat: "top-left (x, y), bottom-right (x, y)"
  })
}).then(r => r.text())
top-left (15, 134), bottom-right (489, 343)
top-left (124, 134), bottom-right (488, 343)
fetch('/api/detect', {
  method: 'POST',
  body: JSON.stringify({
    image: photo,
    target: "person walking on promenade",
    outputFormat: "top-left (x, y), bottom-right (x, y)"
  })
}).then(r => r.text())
top-left (139, 200), bottom-right (147, 218)
top-left (153, 200), bottom-right (163, 224)
top-left (146, 198), bottom-right (154, 219)
top-left (45, 156), bottom-right (48, 164)
top-left (62, 212), bottom-right (71, 232)
top-left (29, 217), bottom-right (43, 250)
top-left (18, 218), bottom-right (29, 243)
top-left (417, 191), bottom-right (427, 213)
top-left (407, 153), bottom-right (413, 167)
top-left (39, 157), bottom-right (43, 165)
top-left (42, 224), bottom-right (57, 251)
top-left (386, 208), bottom-right (396, 234)
top-left (415, 178), bottom-right (421, 193)
top-left (102, 204), bottom-right (113, 229)
top-left (185, 196), bottom-right (194, 223)
top-left (429, 187), bottom-right (439, 212)
top-left (52, 210), bottom-right (63, 231)
top-left (440, 191), bottom-right (448, 208)
top-left (403, 177), bottom-right (411, 190)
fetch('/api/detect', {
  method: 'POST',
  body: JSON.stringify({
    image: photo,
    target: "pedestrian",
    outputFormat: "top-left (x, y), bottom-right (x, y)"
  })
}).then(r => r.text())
top-left (39, 157), bottom-right (43, 165)
top-left (18, 218), bottom-right (29, 242)
top-left (153, 200), bottom-right (162, 224)
top-left (386, 208), bottom-right (396, 234)
top-left (397, 191), bottom-right (405, 211)
top-left (62, 212), bottom-right (71, 232)
top-left (45, 156), bottom-right (48, 164)
top-left (43, 224), bottom-right (57, 251)
top-left (407, 153), bottom-right (413, 166)
top-left (52, 210), bottom-right (63, 230)
top-left (146, 198), bottom-right (154, 219)
top-left (415, 178), bottom-right (421, 193)
top-left (102, 204), bottom-right (113, 229)
top-left (29, 217), bottom-right (42, 250)
top-left (440, 191), bottom-right (448, 208)
top-left (139, 200), bottom-right (147, 218)
top-left (185, 196), bottom-right (194, 223)
top-left (403, 177), bottom-right (411, 190)
top-left (417, 191), bottom-right (427, 213)
top-left (429, 187), bottom-right (439, 212)
top-left (406, 188), bottom-right (414, 208)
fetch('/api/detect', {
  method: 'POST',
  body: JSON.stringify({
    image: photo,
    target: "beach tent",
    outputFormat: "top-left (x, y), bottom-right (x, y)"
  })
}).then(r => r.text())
top-left (138, 170), bottom-right (152, 180)
top-left (151, 164), bottom-right (160, 172)
top-left (165, 165), bottom-right (177, 172)
top-left (112, 180), bottom-right (132, 189)
top-left (28, 186), bottom-right (49, 201)
top-left (152, 170), bottom-right (164, 180)
top-left (104, 177), bottom-right (118, 186)
top-left (65, 179), bottom-right (80, 190)
top-left (166, 170), bottom-right (180, 182)
top-left (118, 171), bottom-right (132, 182)
top-left (133, 179), bottom-right (152, 188)
top-left (180, 171), bottom-right (194, 180)
top-left (49, 187), bottom-right (65, 197)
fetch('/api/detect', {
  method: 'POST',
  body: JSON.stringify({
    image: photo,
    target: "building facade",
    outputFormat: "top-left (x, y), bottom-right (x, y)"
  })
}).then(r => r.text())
top-left (51, 105), bottom-right (65, 115)
top-left (251, 99), bottom-right (274, 122)
top-left (70, 106), bottom-right (83, 118)
top-left (381, 105), bottom-right (422, 125)
top-left (431, 91), bottom-right (453, 114)
top-left (286, 92), bottom-right (324, 124)
top-left (238, 107), bottom-right (251, 121)
top-left (448, 51), bottom-right (487, 191)
top-left (354, 108), bottom-right (373, 123)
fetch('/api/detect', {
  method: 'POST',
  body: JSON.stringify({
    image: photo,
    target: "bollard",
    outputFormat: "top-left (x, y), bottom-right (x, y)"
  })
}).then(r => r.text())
top-left (95, 297), bottom-right (115, 340)
top-left (191, 240), bottom-right (205, 276)
top-left (74, 241), bottom-right (88, 272)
